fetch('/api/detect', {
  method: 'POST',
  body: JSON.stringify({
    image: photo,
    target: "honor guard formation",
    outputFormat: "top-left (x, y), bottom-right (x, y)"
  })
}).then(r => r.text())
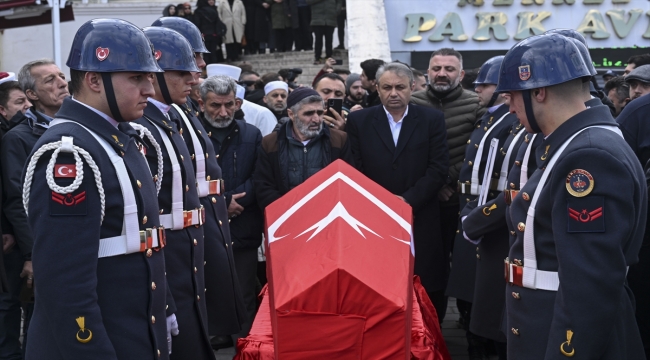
top-left (0, 7), bottom-right (649, 360)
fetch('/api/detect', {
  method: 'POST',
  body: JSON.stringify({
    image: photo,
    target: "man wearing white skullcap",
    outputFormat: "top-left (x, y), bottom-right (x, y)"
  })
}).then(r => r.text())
top-left (206, 64), bottom-right (277, 136)
top-left (263, 81), bottom-right (289, 121)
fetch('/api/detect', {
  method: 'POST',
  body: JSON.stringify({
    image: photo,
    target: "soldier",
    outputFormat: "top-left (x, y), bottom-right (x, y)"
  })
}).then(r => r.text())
top-left (22, 19), bottom-right (170, 359)
top-left (446, 55), bottom-right (517, 358)
top-left (498, 33), bottom-right (647, 359)
top-left (134, 26), bottom-right (214, 359)
top-left (151, 18), bottom-right (247, 348)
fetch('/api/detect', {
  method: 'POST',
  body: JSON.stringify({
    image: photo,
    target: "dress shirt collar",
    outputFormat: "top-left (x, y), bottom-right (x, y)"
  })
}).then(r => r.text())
top-left (71, 97), bottom-right (119, 128)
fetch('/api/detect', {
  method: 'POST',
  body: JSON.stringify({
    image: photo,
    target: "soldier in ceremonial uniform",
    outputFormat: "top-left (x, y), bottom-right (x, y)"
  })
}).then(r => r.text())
top-left (23, 19), bottom-right (170, 359)
top-left (135, 27), bottom-right (214, 359)
top-left (446, 56), bottom-right (516, 359)
top-left (498, 33), bottom-right (647, 359)
top-left (151, 17), bottom-right (247, 347)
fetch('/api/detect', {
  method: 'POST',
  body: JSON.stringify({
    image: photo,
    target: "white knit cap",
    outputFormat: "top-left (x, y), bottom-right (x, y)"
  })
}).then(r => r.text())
top-left (206, 64), bottom-right (242, 80)
top-left (264, 81), bottom-right (289, 95)
top-left (236, 84), bottom-right (245, 100)
top-left (0, 72), bottom-right (16, 85)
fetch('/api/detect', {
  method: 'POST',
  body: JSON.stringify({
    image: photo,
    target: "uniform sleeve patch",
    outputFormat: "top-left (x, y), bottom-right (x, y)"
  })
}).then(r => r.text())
top-left (50, 186), bottom-right (87, 216)
top-left (567, 196), bottom-right (604, 233)
top-left (566, 169), bottom-right (594, 197)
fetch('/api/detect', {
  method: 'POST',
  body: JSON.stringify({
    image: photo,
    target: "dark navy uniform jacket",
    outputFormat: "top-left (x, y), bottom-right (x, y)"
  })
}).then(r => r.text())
top-left (135, 103), bottom-right (214, 360)
top-left (24, 98), bottom-right (169, 360)
top-left (506, 105), bottom-right (647, 359)
top-left (447, 104), bottom-right (514, 303)
top-left (169, 102), bottom-right (246, 336)
top-left (459, 116), bottom-right (524, 342)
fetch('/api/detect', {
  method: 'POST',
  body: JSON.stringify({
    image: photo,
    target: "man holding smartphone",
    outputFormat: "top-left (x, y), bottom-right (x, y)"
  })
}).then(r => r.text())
top-left (314, 73), bottom-right (347, 130)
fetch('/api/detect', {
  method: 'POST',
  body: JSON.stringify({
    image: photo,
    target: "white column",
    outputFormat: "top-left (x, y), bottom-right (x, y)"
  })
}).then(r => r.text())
top-left (346, 0), bottom-right (391, 74)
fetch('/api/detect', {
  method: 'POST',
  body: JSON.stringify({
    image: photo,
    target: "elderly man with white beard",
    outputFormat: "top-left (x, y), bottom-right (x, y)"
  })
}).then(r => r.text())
top-left (199, 75), bottom-right (264, 341)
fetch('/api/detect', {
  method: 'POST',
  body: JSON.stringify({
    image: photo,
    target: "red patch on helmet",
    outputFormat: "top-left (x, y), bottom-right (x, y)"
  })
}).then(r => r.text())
top-left (96, 47), bottom-right (110, 62)
top-left (154, 50), bottom-right (162, 61)
top-left (519, 65), bottom-right (531, 81)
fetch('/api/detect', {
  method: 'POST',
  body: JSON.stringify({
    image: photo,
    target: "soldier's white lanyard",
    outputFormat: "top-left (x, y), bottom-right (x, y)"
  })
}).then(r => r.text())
top-left (497, 129), bottom-right (526, 191)
top-left (520, 134), bottom-right (538, 189)
top-left (522, 125), bottom-right (622, 291)
top-left (471, 111), bottom-right (510, 195)
top-left (171, 104), bottom-right (209, 197)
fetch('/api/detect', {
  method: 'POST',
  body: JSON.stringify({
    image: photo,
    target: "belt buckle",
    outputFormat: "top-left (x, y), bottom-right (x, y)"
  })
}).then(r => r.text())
top-left (199, 206), bottom-right (205, 225)
top-left (183, 211), bottom-right (192, 228)
top-left (157, 227), bottom-right (166, 249)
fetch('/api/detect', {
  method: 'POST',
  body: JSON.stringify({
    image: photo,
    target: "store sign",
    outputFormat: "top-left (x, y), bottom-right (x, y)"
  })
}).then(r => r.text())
top-left (385, 0), bottom-right (650, 52)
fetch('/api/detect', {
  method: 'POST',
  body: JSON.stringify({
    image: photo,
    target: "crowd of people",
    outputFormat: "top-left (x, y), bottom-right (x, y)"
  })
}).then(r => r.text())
top-left (161, 0), bottom-right (346, 64)
top-left (0, 13), bottom-right (649, 360)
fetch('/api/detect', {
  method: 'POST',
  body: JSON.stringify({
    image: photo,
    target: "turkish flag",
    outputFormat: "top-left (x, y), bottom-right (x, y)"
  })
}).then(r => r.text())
top-left (265, 160), bottom-right (415, 360)
top-left (54, 164), bottom-right (76, 178)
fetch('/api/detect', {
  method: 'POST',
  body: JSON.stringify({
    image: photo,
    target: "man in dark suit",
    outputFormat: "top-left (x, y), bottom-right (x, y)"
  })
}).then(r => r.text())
top-left (346, 62), bottom-right (449, 318)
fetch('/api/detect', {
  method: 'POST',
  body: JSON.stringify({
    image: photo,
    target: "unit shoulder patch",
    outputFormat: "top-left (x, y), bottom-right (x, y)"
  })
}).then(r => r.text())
top-left (567, 196), bottom-right (604, 233)
top-left (566, 169), bottom-right (594, 197)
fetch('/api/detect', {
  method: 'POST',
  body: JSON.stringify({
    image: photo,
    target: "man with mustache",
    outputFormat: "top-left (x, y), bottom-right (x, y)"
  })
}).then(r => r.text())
top-left (262, 81), bottom-right (289, 121)
top-left (199, 74), bottom-right (263, 343)
top-left (410, 48), bottom-right (484, 332)
top-left (254, 87), bottom-right (353, 210)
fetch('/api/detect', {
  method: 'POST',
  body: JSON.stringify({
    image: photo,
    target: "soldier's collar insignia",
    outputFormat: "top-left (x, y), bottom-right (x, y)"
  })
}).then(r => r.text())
top-left (111, 135), bottom-right (123, 147)
top-left (566, 169), bottom-right (594, 197)
top-left (519, 65), bottom-right (531, 81)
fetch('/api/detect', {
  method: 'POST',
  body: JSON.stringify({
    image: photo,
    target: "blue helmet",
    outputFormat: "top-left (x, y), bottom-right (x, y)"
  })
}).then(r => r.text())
top-left (495, 33), bottom-right (591, 93)
top-left (143, 27), bottom-right (200, 72)
top-left (566, 38), bottom-right (597, 76)
top-left (474, 55), bottom-right (505, 85)
top-left (151, 17), bottom-right (209, 53)
top-left (544, 28), bottom-right (587, 46)
top-left (66, 18), bottom-right (162, 73)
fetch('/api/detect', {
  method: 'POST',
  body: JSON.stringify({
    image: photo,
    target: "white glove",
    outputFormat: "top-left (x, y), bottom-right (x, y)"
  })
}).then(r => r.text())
top-left (166, 314), bottom-right (179, 354)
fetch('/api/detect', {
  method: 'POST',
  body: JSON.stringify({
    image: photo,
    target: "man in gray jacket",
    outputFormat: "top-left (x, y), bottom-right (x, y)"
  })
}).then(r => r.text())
top-left (410, 48), bottom-right (485, 354)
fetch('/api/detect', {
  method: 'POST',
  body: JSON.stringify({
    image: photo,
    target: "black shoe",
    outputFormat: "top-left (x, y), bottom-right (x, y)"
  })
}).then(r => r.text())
top-left (335, 45), bottom-right (345, 50)
top-left (210, 335), bottom-right (234, 350)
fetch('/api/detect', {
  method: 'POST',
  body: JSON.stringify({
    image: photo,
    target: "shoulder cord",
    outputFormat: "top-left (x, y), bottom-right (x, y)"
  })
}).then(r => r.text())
top-left (129, 123), bottom-right (164, 195)
top-left (23, 137), bottom-right (105, 223)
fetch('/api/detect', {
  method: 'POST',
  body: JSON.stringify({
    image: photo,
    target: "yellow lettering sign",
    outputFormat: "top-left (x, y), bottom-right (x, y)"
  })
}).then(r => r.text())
top-left (643, 11), bottom-right (650, 39)
top-left (583, 0), bottom-right (603, 4)
top-left (473, 12), bottom-right (509, 41)
top-left (494, 0), bottom-right (514, 5)
top-left (403, 13), bottom-right (436, 42)
top-left (606, 9), bottom-right (643, 38)
top-left (577, 9), bottom-right (611, 38)
top-left (429, 12), bottom-right (469, 42)
top-left (522, 0), bottom-right (545, 4)
top-left (457, 0), bottom-right (485, 6)
top-left (552, 0), bottom-right (575, 4)
top-left (514, 11), bottom-right (551, 39)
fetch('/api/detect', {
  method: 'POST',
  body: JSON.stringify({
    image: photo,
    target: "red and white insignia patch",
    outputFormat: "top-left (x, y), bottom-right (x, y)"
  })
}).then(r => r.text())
top-left (51, 191), bottom-right (86, 206)
top-left (519, 65), bottom-right (531, 81)
top-left (96, 47), bottom-right (110, 62)
top-left (154, 50), bottom-right (162, 61)
top-left (54, 164), bottom-right (76, 178)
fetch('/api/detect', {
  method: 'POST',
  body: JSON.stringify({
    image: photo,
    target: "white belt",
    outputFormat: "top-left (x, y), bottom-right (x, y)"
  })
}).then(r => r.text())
top-left (172, 104), bottom-right (210, 197)
top-left (51, 119), bottom-right (149, 258)
top-left (522, 125), bottom-right (622, 291)
top-left (470, 111), bottom-right (509, 195)
top-left (159, 206), bottom-right (205, 229)
top-left (497, 128), bottom-right (526, 191)
top-left (150, 119), bottom-right (185, 230)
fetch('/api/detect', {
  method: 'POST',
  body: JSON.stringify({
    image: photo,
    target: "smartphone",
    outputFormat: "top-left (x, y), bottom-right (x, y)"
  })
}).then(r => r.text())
top-left (327, 98), bottom-right (343, 117)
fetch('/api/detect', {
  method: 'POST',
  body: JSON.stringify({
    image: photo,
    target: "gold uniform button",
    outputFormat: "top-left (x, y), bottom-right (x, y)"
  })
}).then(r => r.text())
top-left (207, 175), bottom-right (211, 181)
top-left (180, 155), bottom-right (184, 161)
top-left (211, 197), bottom-right (217, 204)
top-left (216, 154), bottom-right (220, 159)
top-left (180, 129), bottom-right (183, 135)
top-left (467, 139), bottom-right (471, 144)
top-left (522, 192), bottom-right (530, 201)
top-left (474, 144), bottom-right (479, 149)
top-left (484, 126), bottom-right (488, 131)
top-left (512, 292), bottom-right (520, 299)
top-left (194, 239), bottom-right (198, 246)
top-left (194, 267), bottom-right (198, 273)
top-left (468, 161), bottom-right (473, 166)
top-left (185, 185), bottom-right (189, 192)
top-left (511, 328), bottom-right (519, 336)
top-left (510, 183), bottom-right (516, 189)
top-left (204, 261), bottom-right (206, 265)
top-left (142, 216), bottom-right (148, 225)
top-left (151, 282), bottom-right (156, 290)
top-left (515, 161), bottom-right (521, 166)
top-left (205, 288), bottom-right (207, 293)
top-left (456, 230), bottom-right (460, 234)
top-left (517, 222), bottom-right (526, 232)
top-left (205, 153), bottom-right (209, 159)
top-left (197, 295), bottom-right (200, 301)
top-left (476, 247), bottom-right (479, 252)
top-left (191, 154), bottom-right (195, 160)
top-left (151, 316), bottom-right (156, 324)
top-left (510, 231), bottom-right (516, 236)
top-left (146, 249), bottom-right (153, 257)
top-left (158, 349), bottom-right (161, 357)
top-left (137, 180), bottom-right (142, 188)
top-left (208, 131), bottom-right (212, 137)
top-left (476, 254), bottom-right (481, 259)
top-left (219, 220), bottom-right (223, 226)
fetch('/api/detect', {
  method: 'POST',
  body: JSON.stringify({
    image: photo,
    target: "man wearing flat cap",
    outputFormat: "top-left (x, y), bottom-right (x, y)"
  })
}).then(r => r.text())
top-left (254, 87), bottom-right (354, 209)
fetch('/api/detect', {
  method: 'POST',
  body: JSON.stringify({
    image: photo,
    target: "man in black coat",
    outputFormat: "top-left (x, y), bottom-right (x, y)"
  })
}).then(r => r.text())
top-left (345, 62), bottom-right (449, 318)
top-left (199, 75), bottom-right (264, 341)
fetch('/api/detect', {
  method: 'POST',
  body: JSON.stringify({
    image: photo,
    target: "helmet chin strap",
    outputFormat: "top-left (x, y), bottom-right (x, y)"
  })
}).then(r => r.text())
top-left (487, 91), bottom-right (500, 108)
top-left (522, 89), bottom-right (542, 134)
top-left (155, 73), bottom-right (174, 105)
top-left (101, 73), bottom-right (125, 122)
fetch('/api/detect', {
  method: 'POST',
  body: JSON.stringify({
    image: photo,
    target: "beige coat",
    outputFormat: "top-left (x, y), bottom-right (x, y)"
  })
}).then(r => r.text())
top-left (217, 0), bottom-right (246, 44)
